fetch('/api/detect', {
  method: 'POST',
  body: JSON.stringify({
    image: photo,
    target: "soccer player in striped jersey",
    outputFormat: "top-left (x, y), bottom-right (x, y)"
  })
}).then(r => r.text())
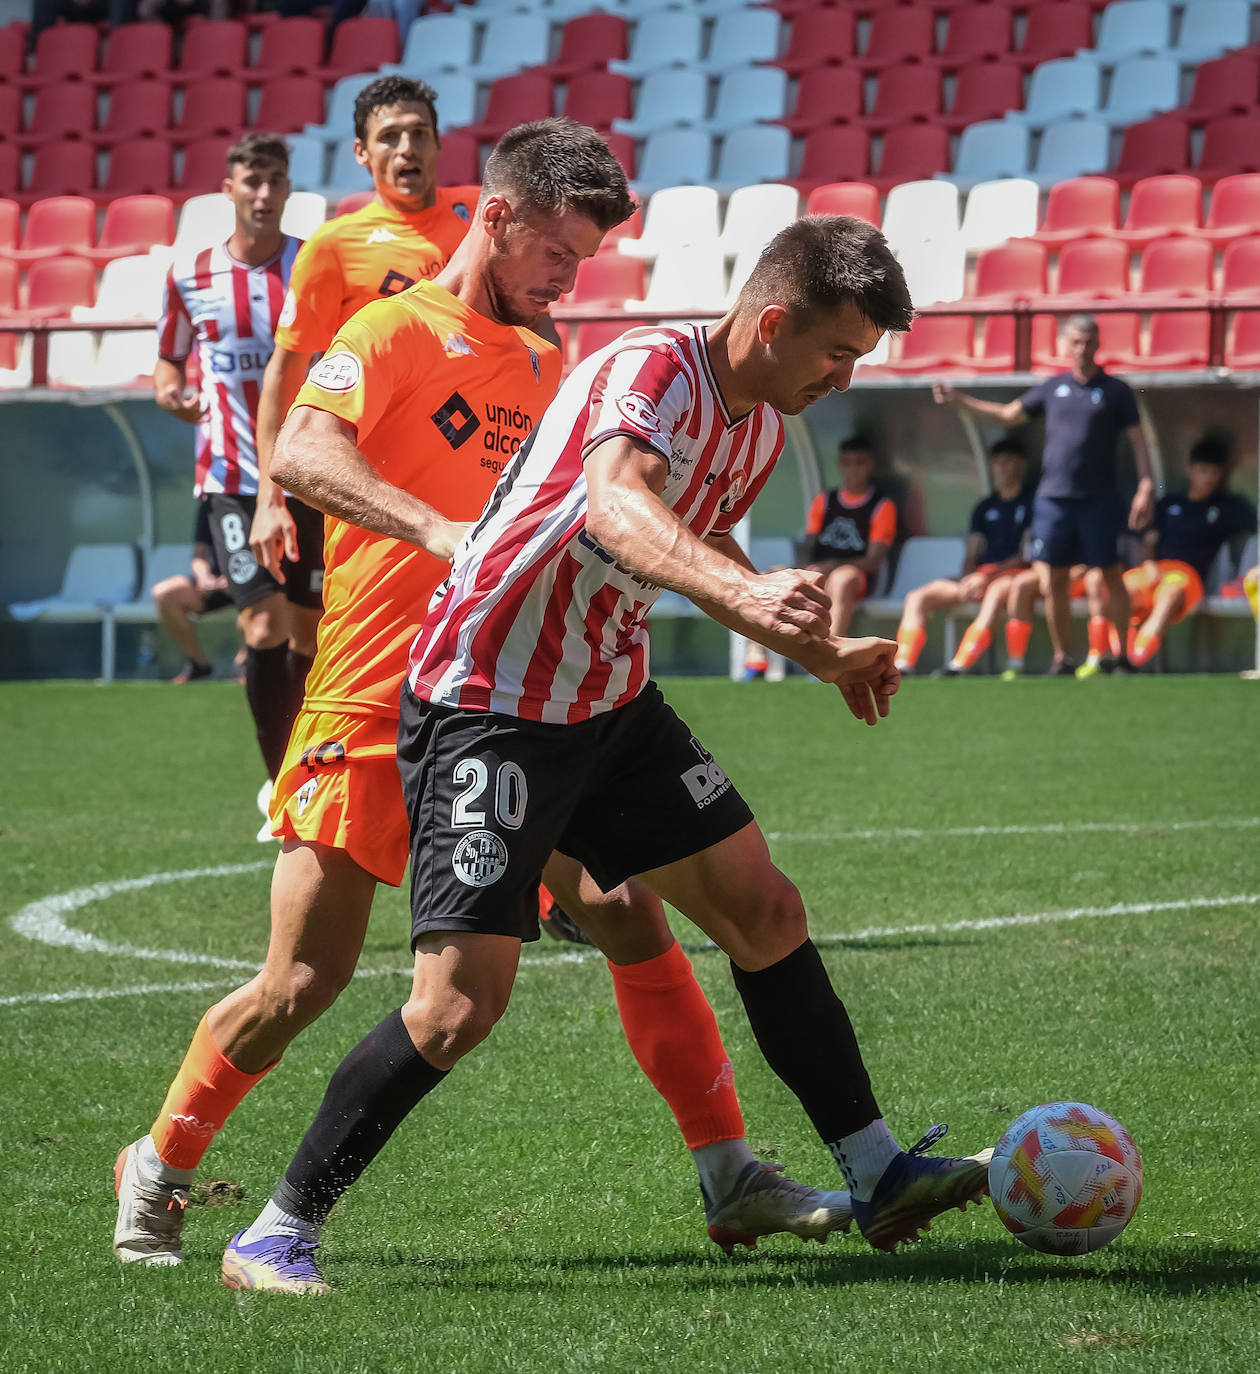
top-left (155, 133), bottom-right (324, 801)
top-left (225, 215), bottom-right (993, 1294)
top-left (116, 122), bottom-right (852, 1280)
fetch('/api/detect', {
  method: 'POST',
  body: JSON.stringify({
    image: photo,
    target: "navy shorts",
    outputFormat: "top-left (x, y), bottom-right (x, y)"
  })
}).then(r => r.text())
top-left (397, 681), bottom-right (755, 947)
top-left (1028, 493), bottom-right (1124, 569)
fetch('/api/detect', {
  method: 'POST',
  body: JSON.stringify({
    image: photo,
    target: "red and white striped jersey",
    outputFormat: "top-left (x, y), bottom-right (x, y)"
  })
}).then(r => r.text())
top-left (158, 236), bottom-right (303, 497)
top-left (407, 324), bottom-right (785, 724)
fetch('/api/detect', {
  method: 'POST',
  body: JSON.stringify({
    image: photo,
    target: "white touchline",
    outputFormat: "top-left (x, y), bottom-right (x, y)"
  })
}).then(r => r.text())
top-left (766, 815), bottom-right (1260, 843)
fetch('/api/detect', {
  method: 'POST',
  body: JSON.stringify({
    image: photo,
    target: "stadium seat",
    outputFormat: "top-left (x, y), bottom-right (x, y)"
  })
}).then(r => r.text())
top-left (632, 129), bottom-right (713, 195)
top-left (285, 132), bottom-right (327, 193)
top-left (1197, 116), bottom-right (1260, 184)
top-left (1016, 0), bottom-right (1095, 71)
top-left (714, 126), bottom-right (791, 195)
top-left (1168, 0), bottom-right (1250, 64)
top-left (610, 8), bottom-right (704, 79)
top-left (0, 21), bottom-right (25, 84)
top-left (1098, 55), bottom-right (1180, 130)
top-left (859, 63), bottom-right (943, 134)
top-left (568, 249), bottom-right (644, 306)
top-left (336, 190), bottom-right (375, 217)
top-left (597, 206), bottom-right (642, 252)
top-left (280, 191), bottom-right (328, 240)
top-left (862, 538), bottom-right (968, 616)
top-left (250, 15), bottom-right (326, 81)
top-left (303, 74), bottom-right (379, 146)
top-left (777, 65), bottom-right (863, 135)
top-left (465, 72), bottom-right (554, 145)
top-left (1113, 117), bottom-right (1192, 189)
top-left (435, 130), bottom-right (480, 187)
top-left (6, 195), bottom-right (95, 266)
top-left (1220, 234), bottom-right (1260, 297)
top-left (882, 178), bottom-right (960, 251)
top-left (716, 182), bottom-right (798, 259)
top-left (538, 13), bottom-right (628, 80)
top-left (971, 312), bottom-right (1058, 373)
top-left (18, 145), bottom-right (98, 206)
top-left (254, 77), bottom-right (327, 137)
top-left (0, 83), bottom-right (18, 142)
top-left (804, 181), bottom-right (880, 224)
top-left (869, 124), bottom-right (950, 193)
top-left (173, 191), bottom-right (235, 250)
top-left (695, 7), bottom-right (781, 76)
top-left (466, 14), bottom-right (549, 84)
top-left (703, 66), bottom-right (789, 136)
top-left (613, 69), bottom-right (708, 139)
top-left (853, 7), bottom-right (936, 73)
top-left (968, 238), bottom-right (1048, 302)
top-left (1198, 179), bottom-right (1260, 249)
top-left (944, 120), bottom-right (1029, 188)
top-left (16, 82), bottom-right (97, 151)
top-left (1047, 237), bottom-right (1131, 302)
top-left (789, 126), bottom-right (871, 194)
top-left (382, 13), bottom-right (474, 77)
top-left (89, 22), bottom-right (172, 89)
top-left (1080, 0), bottom-right (1171, 64)
top-left (80, 195), bottom-right (174, 266)
top-left (0, 197), bottom-right (18, 255)
top-left (99, 138), bottom-right (174, 202)
top-left (562, 71), bottom-right (632, 131)
top-left (604, 131), bottom-right (637, 182)
top-left (112, 544), bottom-right (198, 627)
top-left (893, 239), bottom-right (966, 304)
top-left (17, 23), bottom-right (99, 90)
top-left (1131, 237), bottom-right (1213, 303)
top-left (88, 79), bottom-right (171, 148)
top-left (931, 5), bottom-right (1012, 71)
top-left (1008, 57), bottom-right (1101, 129)
top-left (619, 185), bottom-right (720, 260)
top-left (1111, 311), bottom-right (1211, 370)
top-left (174, 139), bottom-right (236, 201)
top-left (628, 242), bottom-right (726, 315)
top-left (1114, 174), bottom-right (1203, 247)
top-left (316, 16), bottom-right (400, 81)
top-left (1182, 53), bottom-right (1259, 126)
top-left (71, 252), bottom-right (166, 321)
top-left (0, 256), bottom-right (17, 370)
top-left (1034, 311), bottom-right (1140, 371)
top-left (958, 177), bottom-right (1039, 254)
top-left (943, 60), bottom-right (1025, 132)
top-left (1031, 175), bottom-right (1119, 244)
top-left (428, 71), bottom-right (477, 133)
top-left (1031, 117), bottom-right (1111, 188)
top-left (0, 144), bottom-right (20, 199)
top-left (90, 327), bottom-right (159, 388)
top-left (323, 139), bottom-right (376, 198)
top-left (770, 6), bottom-right (854, 77)
top-left (25, 255), bottom-right (97, 317)
top-left (881, 314), bottom-right (973, 375)
top-left (173, 78), bottom-right (247, 144)
top-left (166, 19), bottom-right (247, 83)
top-left (1225, 307), bottom-right (1260, 366)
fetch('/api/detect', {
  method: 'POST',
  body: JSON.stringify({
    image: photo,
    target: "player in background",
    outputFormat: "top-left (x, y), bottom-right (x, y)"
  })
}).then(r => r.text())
top-left (934, 316), bottom-right (1154, 677)
top-left (248, 76), bottom-right (480, 583)
top-left (894, 438), bottom-right (1033, 675)
top-left (1126, 437), bottom-right (1257, 668)
top-left (115, 122), bottom-right (852, 1277)
top-left (149, 499), bottom-right (237, 682)
top-left (155, 134), bottom-right (322, 819)
top-left (223, 214), bottom-right (994, 1296)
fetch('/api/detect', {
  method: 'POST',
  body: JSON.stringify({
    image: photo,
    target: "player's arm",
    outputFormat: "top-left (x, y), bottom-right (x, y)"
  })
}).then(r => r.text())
top-left (933, 382), bottom-right (1027, 427)
top-left (250, 345), bottom-right (317, 578)
top-left (152, 357), bottom-right (203, 425)
top-left (271, 406), bottom-right (467, 560)
top-left (585, 436), bottom-right (898, 724)
top-left (853, 498), bottom-right (896, 578)
top-left (1139, 525), bottom-right (1160, 579)
top-left (1127, 423), bottom-right (1155, 530)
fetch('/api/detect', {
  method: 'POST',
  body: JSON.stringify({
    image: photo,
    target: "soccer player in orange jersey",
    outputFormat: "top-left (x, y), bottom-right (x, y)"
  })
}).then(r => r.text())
top-left (114, 121), bottom-right (851, 1276)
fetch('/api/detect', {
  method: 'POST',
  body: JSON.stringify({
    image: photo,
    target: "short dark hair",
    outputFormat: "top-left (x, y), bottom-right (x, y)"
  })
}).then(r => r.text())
top-left (481, 118), bottom-right (636, 233)
top-left (1189, 436), bottom-right (1230, 466)
top-left (989, 437), bottom-right (1026, 460)
top-left (738, 216), bottom-right (914, 333)
top-left (227, 133), bottom-right (289, 173)
top-left (840, 434), bottom-right (875, 456)
top-left (354, 76), bottom-right (439, 143)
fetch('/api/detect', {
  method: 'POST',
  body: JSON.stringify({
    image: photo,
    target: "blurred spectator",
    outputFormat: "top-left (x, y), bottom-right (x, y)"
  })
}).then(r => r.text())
top-left (150, 499), bottom-right (240, 683)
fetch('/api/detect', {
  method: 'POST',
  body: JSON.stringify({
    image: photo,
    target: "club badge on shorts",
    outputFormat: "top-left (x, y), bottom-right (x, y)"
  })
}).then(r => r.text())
top-left (452, 830), bottom-right (509, 887)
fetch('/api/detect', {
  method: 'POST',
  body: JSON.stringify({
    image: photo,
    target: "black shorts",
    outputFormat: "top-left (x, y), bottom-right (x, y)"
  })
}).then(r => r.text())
top-left (1029, 492), bottom-right (1124, 569)
top-left (397, 681), bottom-right (755, 947)
top-left (187, 579), bottom-right (232, 615)
top-left (205, 492), bottom-right (325, 611)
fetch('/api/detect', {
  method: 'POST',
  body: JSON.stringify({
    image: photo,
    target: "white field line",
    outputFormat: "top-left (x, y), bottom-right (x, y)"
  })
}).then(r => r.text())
top-left (766, 815), bottom-right (1260, 843)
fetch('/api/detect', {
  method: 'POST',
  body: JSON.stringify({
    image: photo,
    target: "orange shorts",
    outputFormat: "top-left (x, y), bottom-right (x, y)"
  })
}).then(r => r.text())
top-left (269, 708), bottom-right (409, 887)
top-left (1123, 560), bottom-right (1204, 624)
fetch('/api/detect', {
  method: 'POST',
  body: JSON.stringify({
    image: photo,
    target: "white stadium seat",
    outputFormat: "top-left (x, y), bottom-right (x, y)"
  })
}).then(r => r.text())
top-left (173, 194), bottom-right (235, 251)
top-left (628, 242), bottom-right (727, 315)
top-left (957, 178), bottom-right (1040, 254)
top-left (114, 545), bottom-right (198, 624)
top-left (893, 239), bottom-right (966, 304)
top-left (862, 537), bottom-right (969, 618)
top-left (91, 329), bottom-right (159, 387)
top-left (71, 254), bottom-right (166, 323)
top-left (281, 191), bottom-right (328, 240)
top-left (619, 184), bottom-right (721, 260)
top-left (716, 182), bottom-right (798, 259)
top-left (881, 179), bottom-right (961, 250)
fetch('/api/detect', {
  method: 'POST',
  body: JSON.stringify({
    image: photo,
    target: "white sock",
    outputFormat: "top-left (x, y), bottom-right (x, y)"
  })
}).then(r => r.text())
top-left (692, 1138), bottom-right (758, 1205)
top-left (239, 1198), bottom-right (320, 1246)
top-left (827, 1119), bottom-right (901, 1202)
top-left (137, 1134), bottom-right (195, 1187)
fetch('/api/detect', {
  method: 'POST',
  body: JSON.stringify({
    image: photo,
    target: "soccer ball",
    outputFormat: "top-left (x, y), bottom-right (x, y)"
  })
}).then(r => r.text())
top-left (988, 1102), bottom-right (1143, 1255)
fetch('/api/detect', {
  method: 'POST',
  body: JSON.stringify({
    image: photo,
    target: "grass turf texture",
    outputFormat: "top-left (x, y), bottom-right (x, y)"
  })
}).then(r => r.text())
top-left (2, 677), bottom-right (1258, 1373)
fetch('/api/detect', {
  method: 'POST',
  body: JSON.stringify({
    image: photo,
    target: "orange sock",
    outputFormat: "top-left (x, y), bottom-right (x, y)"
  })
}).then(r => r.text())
top-left (1005, 618), bottom-right (1032, 665)
top-left (1087, 616), bottom-right (1112, 659)
top-left (952, 623), bottom-right (992, 671)
top-left (1129, 631), bottom-right (1160, 667)
top-left (150, 1015), bottom-right (277, 1171)
top-left (895, 624), bottom-right (927, 668)
top-left (608, 940), bottom-right (745, 1149)
top-left (1246, 567), bottom-right (1258, 618)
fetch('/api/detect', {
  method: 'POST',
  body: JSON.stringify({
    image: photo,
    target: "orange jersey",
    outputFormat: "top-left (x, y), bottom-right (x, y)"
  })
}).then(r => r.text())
top-left (275, 188), bottom-right (480, 354)
top-left (295, 279), bottom-right (561, 718)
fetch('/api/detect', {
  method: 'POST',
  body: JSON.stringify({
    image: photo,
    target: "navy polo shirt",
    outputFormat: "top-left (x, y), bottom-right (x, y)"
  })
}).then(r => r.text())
top-left (1018, 370), bottom-right (1140, 499)
top-left (969, 485), bottom-right (1034, 564)
top-left (1152, 490), bottom-right (1257, 579)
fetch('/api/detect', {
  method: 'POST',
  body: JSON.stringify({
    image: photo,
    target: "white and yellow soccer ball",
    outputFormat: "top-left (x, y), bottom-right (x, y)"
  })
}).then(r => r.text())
top-left (988, 1102), bottom-right (1143, 1255)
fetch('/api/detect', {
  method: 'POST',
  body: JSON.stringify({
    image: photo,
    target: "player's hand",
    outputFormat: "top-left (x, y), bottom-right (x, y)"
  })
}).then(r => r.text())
top-left (250, 497), bottom-right (299, 581)
top-left (1128, 484), bottom-right (1154, 531)
top-left (424, 518), bottom-right (471, 563)
top-left (932, 382), bottom-right (957, 407)
top-left (155, 381), bottom-right (205, 425)
top-left (742, 568), bottom-right (831, 643)
top-left (830, 636), bottom-right (900, 725)
top-left (958, 571), bottom-right (989, 601)
top-left (191, 564), bottom-right (227, 596)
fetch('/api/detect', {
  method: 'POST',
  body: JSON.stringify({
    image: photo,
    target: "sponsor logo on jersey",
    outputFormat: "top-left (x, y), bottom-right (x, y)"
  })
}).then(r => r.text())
top-left (818, 514), bottom-right (865, 552)
top-left (680, 738), bottom-right (733, 809)
top-left (367, 227), bottom-right (399, 244)
top-left (443, 332), bottom-right (477, 359)
top-left (278, 288), bottom-right (298, 329)
top-left (308, 351), bottom-right (363, 394)
top-left (296, 777), bottom-right (318, 815)
top-left (431, 390), bottom-right (481, 449)
top-left (451, 830), bottom-right (509, 887)
top-left (616, 390), bottom-right (662, 434)
top-left (527, 345), bottom-right (540, 383)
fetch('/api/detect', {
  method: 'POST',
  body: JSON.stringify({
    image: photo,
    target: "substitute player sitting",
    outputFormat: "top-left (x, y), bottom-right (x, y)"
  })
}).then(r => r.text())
top-left (1127, 437), bottom-right (1257, 668)
top-left (894, 438), bottom-right (1032, 674)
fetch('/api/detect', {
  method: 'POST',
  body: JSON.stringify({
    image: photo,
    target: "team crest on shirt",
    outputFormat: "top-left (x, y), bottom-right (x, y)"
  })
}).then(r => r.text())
top-left (527, 345), bottom-right (540, 383)
top-left (718, 474), bottom-right (746, 516)
top-left (443, 332), bottom-right (478, 359)
top-left (367, 227), bottom-right (399, 244)
top-left (308, 351), bottom-right (363, 393)
top-left (451, 830), bottom-right (509, 887)
top-left (277, 289), bottom-right (297, 330)
top-left (616, 390), bottom-right (661, 433)
top-left (296, 777), bottom-right (319, 815)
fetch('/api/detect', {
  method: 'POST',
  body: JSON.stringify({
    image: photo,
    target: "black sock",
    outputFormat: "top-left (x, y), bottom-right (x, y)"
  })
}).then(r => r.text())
top-left (285, 648), bottom-right (314, 728)
top-left (244, 643), bottom-right (293, 779)
top-left (730, 940), bottom-right (880, 1144)
top-left (272, 1009), bottom-right (447, 1226)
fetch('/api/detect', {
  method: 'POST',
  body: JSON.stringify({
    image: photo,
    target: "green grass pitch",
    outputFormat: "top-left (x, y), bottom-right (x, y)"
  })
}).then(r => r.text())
top-left (2, 676), bottom-right (1258, 1373)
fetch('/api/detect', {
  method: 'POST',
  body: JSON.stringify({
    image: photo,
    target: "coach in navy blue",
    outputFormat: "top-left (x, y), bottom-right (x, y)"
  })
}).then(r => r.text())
top-left (935, 315), bottom-right (1153, 675)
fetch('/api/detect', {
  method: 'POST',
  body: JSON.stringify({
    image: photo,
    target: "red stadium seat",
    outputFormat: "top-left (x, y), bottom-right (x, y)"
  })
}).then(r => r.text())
top-left (789, 126), bottom-right (871, 194)
top-left (175, 138), bottom-right (234, 199)
top-left (868, 123), bottom-right (950, 192)
top-left (770, 7), bottom-right (855, 77)
top-left (971, 313), bottom-right (1057, 373)
top-left (166, 19), bottom-right (247, 83)
top-left (435, 130), bottom-right (479, 187)
top-left (173, 78), bottom-right (247, 144)
top-left (804, 181), bottom-right (881, 224)
top-left (0, 144), bottom-right (18, 198)
top-left (89, 79), bottom-right (172, 147)
top-left (569, 251), bottom-right (643, 306)
top-left (1221, 235), bottom-right (1260, 298)
top-left (854, 7), bottom-right (936, 73)
top-left (969, 239), bottom-right (1048, 302)
top-left (16, 82), bottom-right (98, 150)
top-left (0, 22), bottom-right (26, 84)
top-left (25, 255), bottom-right (97, 318)
top-left (7, 195), bottom-right (96, 265)
top-left (603, 131), bottom-right (636, 181)
top-left (574, 319), bottom-right (629, 365)
top-left (1224, 308), bottom-right (1260, 367)
top-left (858, 63), bottom-right (943, 133)
top-left (1197, 116), bottom-right (1260, 185)
top-left (81, 194), bottom-right (175, 265)
top-left (0, 257), bottom-right (18, 369)
top-left (18, 23), bottom-right (99, 90)
top-left (253, 76), bottom-right (327, 135)
top-left (537, 13), bottom-right (627, 80)
top-left (17, 145), bottom-right (97, 206)
top-left (336, 190), bottom-right (375, 217)
top-left (1112, 118), bottom-right (1192, 191)
top-left (1031, 176), bottom-right (1119, 245)
top-left (1114, 175), bottom-right (1203, 247)
top-left (1132, 238), bottom-right (1213, 302)
top-left (1111, 312), bottom-right (1211, 370)
top-left (315, 16), bottom-right (399, 81)
top-left (1015, 1), bottom-right (1094, 72)
top-left (778, 65), bottom-right (863, 135)
top-left (1182, 53), bottom-right (1259, 127)
top-left (464, 73), bottom-right (555, 146)
top-left (1033, 311), bottom-right (1139, 371)
top-left (943, 60), bottom-right (1024, 132)
top-left (1195, 175), bottom-right (1260, 248)
top-left (1048, 238), bottom-right (1131, 302)
top-left (562, 71), bottom-right (632, 132)
top-left (250, 16), bottom-right (326, 81)
top-left (89, 23), bottom-right (173, 89)
top-left (931, 5), bottom-right (1012, 71)
top-left (0, 197), bottom-right (18, 254)
top-left (99, 138), bottom-right (174, 201)
top-left (882, 314), bottom-right (974, 375)
top-left (0, 84), bottom-right (21, 143)
top-left (597, 207), bottom-right (640, 250)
